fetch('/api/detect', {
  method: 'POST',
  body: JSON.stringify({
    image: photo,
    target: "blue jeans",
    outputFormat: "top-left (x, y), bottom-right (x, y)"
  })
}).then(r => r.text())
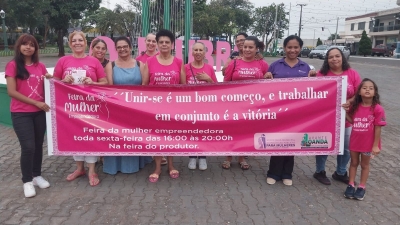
top-left (315, 127), bottom-right (351, 175)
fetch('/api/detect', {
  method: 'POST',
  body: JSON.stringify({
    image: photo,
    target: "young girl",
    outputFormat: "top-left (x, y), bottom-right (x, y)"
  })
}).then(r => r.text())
top-left (5, 34), bottom-right (51, 198)
top-left (344, 78), bottom-right (386, 200)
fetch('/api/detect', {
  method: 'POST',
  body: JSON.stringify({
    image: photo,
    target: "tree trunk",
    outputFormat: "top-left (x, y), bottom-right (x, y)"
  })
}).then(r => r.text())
top-left (57, 29), bottom-right (65, 57)
top-left (43, 17), bottom-right (49, 49)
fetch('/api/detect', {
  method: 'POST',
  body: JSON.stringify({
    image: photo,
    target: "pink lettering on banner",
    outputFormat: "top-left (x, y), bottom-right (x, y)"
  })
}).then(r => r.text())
top-left (45, 76), bottom-right (346, 156)
top-left (89, 36), bottom-right (118, 61)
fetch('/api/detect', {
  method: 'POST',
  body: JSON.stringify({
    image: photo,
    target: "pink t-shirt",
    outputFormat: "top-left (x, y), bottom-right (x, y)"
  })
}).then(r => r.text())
top-left (184, 63), bottom-right (217, 84)
top-left (317, 68), bottom-right (362, 127)
top-left (147, 56), bottom-right (183, 85)
top-left (349, 104), bottom-right (386, 152)
top-left (136, 52), bottom-right (159, 64)
top-left (53, 55), bottom-right (106, 81)
top-left (5, 61), bottom-right (48, 112)
top-left (224, 59), bottom-right (269, 81)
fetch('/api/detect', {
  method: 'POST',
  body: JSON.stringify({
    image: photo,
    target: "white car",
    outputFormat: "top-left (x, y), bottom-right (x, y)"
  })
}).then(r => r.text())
top-left (320, 46), bottom-right (351, 61)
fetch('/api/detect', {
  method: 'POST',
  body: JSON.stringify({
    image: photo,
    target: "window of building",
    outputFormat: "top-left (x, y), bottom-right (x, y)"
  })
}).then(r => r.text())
top-left (351, 23), bottom-right (355, 31)
top-left (369, 21), bottom-right (373, 30)
top-left (358, 22), bottom-right (366, 30)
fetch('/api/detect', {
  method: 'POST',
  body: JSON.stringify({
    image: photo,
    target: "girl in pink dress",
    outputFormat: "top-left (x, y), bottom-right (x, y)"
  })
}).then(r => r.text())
top-left (344, 78), bottom-right (386, 200)
top-left (142, 29), bottom-right (186, 182)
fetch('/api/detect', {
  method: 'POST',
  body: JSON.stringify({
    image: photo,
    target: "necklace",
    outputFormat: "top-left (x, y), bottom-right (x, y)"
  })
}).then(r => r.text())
top-left (25, 63), bottom-right (33, 66)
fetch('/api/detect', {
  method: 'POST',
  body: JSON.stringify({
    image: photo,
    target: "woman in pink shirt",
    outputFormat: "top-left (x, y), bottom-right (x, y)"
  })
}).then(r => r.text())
top-left (222, 36), bottom-right (270, 170)
top-left (5, 34), bottom-right (51, 197)
top-left (143, 29), bottom-right (186, 182)
top-left (136, 33), bottom-right (158, 64)
top-left (184, 42), bottom-right (218, 170)
top-left (313, 47), bottom-right (362, 186)
top-left (53, 31), bottom-right (108, 187)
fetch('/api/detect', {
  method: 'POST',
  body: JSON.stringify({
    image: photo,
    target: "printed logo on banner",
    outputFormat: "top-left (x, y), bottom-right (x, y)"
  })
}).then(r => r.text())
top-left (254, 132), bottom-right (332, 150)
top-left (300, 133), bottom-right (330, 149)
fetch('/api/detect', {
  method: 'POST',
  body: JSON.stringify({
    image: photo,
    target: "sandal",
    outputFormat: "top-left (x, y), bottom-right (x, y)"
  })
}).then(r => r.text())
top-left (149, 173), bottom-right (160, 183)
top-left (239, 161), bottom-right (250, 170)
top-left (169, 169), bottom-right (180, 179)
top-left (88, 174), bottom-right (100, 186)
top-left (222, 161), bottom-right (231, 169)
top-left (161, 157), bottom-right (168, 165)
top-left (66, 170), bottom-right (86, 181)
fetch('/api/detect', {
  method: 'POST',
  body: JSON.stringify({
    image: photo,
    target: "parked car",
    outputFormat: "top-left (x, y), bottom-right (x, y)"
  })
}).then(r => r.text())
top-left (309, 45), bottom-right (329, 59)
top-left (277, 47), bottom-right (284, 56)
top-left (299, 47), bottom-right (312, 57)
top-left (371, 44), bottom-right (391, 57)
top-left (320, 46), bottom-right (351, 61)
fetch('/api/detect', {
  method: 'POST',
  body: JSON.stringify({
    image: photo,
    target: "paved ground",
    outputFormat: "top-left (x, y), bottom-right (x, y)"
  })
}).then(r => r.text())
top-left (1, 55), bottom-right (400, 225)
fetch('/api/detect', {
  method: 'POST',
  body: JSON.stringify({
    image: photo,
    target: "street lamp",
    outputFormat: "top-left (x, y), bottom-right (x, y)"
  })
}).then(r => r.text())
top-left (0, 10), bottom-right (9, 51)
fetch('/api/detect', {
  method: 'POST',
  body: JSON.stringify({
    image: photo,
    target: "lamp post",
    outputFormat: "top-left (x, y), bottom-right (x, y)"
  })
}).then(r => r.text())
top-left (0, 10), bottom-right (9, 51)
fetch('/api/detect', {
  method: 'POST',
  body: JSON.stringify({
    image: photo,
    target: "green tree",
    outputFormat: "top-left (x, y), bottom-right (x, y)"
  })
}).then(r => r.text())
top-left (358, 30), bottom-right (372, 56)
top-left (328, 33), bottom-right (341, 40)
top-left (250, 4), bottom-right (288, 49)
top-left (316, 38), bottom-right (322, 46)
top-left (45, 0), bottom-right (101, 56)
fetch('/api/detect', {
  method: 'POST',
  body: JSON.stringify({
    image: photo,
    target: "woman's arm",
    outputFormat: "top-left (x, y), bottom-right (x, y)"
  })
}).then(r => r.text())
top-left (180, 63), bottom-right (186, 84)
top-left (221, 58), bottom-right (232, 76)
top-left (105, 62), bottom-right (113, 85)
top-left (5, 77), bottom-right (50, 111)
top-left (142, 63), bottom-right (150, 85)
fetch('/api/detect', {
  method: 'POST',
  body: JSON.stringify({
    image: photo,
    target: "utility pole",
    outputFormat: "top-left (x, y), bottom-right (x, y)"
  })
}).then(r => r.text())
top-left (272, 4), bottom-right (278, 56)
top-left (287, 3), bottom-right (291, 36)
top-left (313, 29), bottom-right (315, 46)
top-left (334, 17), bottom-right (339, 45)
top-left (297, 4), bottom-right (306, 38)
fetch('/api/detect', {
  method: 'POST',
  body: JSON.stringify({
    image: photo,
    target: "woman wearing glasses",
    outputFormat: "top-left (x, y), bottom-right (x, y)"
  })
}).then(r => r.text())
top-left (103, 36), bottom-right (153, 175)
top-left (142, 29), bottom-right (186, 182)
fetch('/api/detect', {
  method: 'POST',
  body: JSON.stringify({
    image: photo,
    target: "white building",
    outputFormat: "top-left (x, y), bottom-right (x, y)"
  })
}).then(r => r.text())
top-left (341, 7), bottom-right (400, 54)
top-left (368, 7), bottom-right (400, 46)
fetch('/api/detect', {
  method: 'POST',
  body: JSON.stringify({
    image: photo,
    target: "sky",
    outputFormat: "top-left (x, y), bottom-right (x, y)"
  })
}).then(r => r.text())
top-left (104, 0), bottom-right (400, 40)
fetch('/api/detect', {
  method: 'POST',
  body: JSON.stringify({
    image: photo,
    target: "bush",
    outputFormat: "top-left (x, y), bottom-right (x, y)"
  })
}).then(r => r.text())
top-left (34, 34), bottom-right (44, 44)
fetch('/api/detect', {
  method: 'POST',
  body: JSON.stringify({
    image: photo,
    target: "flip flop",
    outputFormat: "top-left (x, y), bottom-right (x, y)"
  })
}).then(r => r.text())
top-left (149, 173), bottom-right (160, 183)
top-left (239, 161), bottom-right (250, 170)
top-left (169, 170), bottom-right (180, 179)
top-left (88, 174), bottom-right (100, 186)
top-left (66, 170), bottom-right (86, 181)
top-left (222, 161), bottom-right (231, 169)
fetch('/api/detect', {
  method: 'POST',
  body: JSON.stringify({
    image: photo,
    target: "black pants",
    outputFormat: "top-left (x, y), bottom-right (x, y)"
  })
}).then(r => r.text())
top-left (189, 156), bottom-right (206, 159)
top-left (11, 111), bottom-right (46, 183)
top-left (267, 156), bottom-right (294, 180)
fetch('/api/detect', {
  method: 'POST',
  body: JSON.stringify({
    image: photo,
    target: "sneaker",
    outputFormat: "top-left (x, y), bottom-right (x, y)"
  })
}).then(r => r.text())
top-left (266, 177), bottom-right (276, 185)
top-left (198, 158), bottom-right (207, 171)
top-left (313, 171), bottom-right (331, 185)
top-left (23, 182), bottom-right (36, 198)
top-left (283, 179), bottom-right (293, 186)
top-left (332, 171), bottom-right (350, 184)
top-left (354, 187), bottom-right (366, 200)
top-left (188, 158), bottom-right (197, 170)
top-left (33, 176), bottom-right (50, 189)
top-left (344, 185), bottom-right (355, 199)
